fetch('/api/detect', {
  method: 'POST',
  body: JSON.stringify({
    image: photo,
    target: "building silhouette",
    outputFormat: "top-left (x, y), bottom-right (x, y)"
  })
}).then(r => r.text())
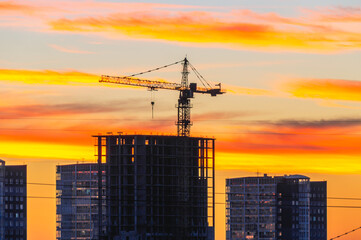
top-left (56, 163), bottom-right (106, 240)
top-left (95, 134), bottom-right (215, 240)
top-left (0, 160), bottom-right (27, 240)
top-left (226, 174), bottom-right (326, 240)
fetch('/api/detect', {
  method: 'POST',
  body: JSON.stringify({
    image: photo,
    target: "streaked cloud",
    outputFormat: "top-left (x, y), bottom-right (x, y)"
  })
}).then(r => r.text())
top-left (284, 78), bottom-right (361, 101)
top-left (0, 1), bottom-right (212, 31)
top-left (216, 117), bottom-right (361, 155)
top-left (264, 118), bottom-right (361, 128)
top-left (192, 111), bottom-right (253, 121)
top-left (0, 117), bottom-right (175, 150)
top-left (0, 1), bottom-right (195, 16)
top-left (48, 7), bottom-right (361, 52)
top-left (216, 152), bottom-right (361, 175)
top-left (0, 69), bottom-right (98, 85)
top-left (0, 1), bottom-right (38, 15)
top-left (0, 140), bottom-right (93, 161)
top-left (49, 44), bottom-right (94, 54)
top-left (0, 68), bottom-right (162, 90)
top-left (0, 100), bottom-right (147, 118)
top-left (0, 1), bottom-right (360, 52)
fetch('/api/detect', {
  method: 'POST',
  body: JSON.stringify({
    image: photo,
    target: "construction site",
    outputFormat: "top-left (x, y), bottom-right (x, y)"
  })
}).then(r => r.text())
top-left (98, 58), bottom-right (221, 240)
top-left (57, 58), bottom-right (223, 240)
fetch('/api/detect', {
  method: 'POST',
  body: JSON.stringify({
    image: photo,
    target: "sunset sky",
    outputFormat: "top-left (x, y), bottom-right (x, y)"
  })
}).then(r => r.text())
top-left (0, 0), bottom-right (361, 239)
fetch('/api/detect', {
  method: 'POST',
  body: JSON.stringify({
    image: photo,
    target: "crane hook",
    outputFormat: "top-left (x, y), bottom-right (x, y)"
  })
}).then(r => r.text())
top-left (149, 88), bottom-right (156, 119)
top-left (151, 101), bottom-right (155, 119)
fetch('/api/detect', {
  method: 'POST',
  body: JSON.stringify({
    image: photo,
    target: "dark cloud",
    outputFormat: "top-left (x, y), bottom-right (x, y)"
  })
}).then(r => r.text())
top-left (192, 111), bottom-right (254, 121)
top-left (0, 99), bottom-right (148, 118)
top-left (259, 118), bottom-right (361, 128)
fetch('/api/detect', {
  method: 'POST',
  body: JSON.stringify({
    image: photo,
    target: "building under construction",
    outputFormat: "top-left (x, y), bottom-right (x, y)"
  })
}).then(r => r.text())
top-left (95, 134), bottom-right (215, 240)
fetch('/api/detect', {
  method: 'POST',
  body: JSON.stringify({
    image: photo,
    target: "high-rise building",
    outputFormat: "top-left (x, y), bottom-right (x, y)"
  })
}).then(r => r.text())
top-left (56, 163), bottom-right (106, 240)
top-left (226, 174), bottom-right (326, 240)
top-left (4, 164), bottom-right (27, 240)
top-left (309, 182), bottom-right (327, 240)
top-left (226, 175), bottom-right (278, 240)
top-left (276, 175), bottom-right (312, 240)
top-left (95, 134), bottom-right (215, 240)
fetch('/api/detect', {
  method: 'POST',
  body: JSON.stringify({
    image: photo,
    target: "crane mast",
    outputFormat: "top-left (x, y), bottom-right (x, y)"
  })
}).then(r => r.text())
top-left (99, 57), bottom-right (225, 136)
top-left (177, 58), bottom-right (192, 136)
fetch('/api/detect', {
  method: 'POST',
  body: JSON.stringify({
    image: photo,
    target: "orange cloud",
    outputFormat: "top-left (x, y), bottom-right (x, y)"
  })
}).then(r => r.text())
top-left (0, 1), bottom-right (212, 26)
top-left (0, 1), bottom-right (37, 15)
top-left (0, 118), bottom-right (177, 160)
top-left (284, 78), bottom-right (361, 101)
top-left (0, 69), bottom-right (163, 93)
top-left (48, 8), bottom-right (361, 52)
top-left (0, 100), bottom-right (148, 118)
top-left (0, 129), bottom-right (92, 148)
top-left (0, 69), bottom-right (99, 85)
top-left (1, 1), bottom-right (360, 51)
top-left (0, 68), bottom-right (166, 88)
top-left (0, 98), bottom-right (173, 148)
top-left (216, 118), bottom-right (361, 155)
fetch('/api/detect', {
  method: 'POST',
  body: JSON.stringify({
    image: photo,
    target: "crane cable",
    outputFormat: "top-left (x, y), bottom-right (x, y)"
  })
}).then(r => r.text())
top-left (124, 58), bottom-right (215, 120)
top-left (126, 59), bottom-right (184, 78)
top-left (125, 59), bottom-right (215, 92)
top-left (189, 62), bottom-right (213, 89)
top-left (125, 59), bottom-right (214, 90)
top-left (329, 226), bottom-right (361, 239)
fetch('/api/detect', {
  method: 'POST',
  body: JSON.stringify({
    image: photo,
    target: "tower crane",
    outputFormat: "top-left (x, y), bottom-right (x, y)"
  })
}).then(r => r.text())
top-left (99, 57), bottom-right (225, 136)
